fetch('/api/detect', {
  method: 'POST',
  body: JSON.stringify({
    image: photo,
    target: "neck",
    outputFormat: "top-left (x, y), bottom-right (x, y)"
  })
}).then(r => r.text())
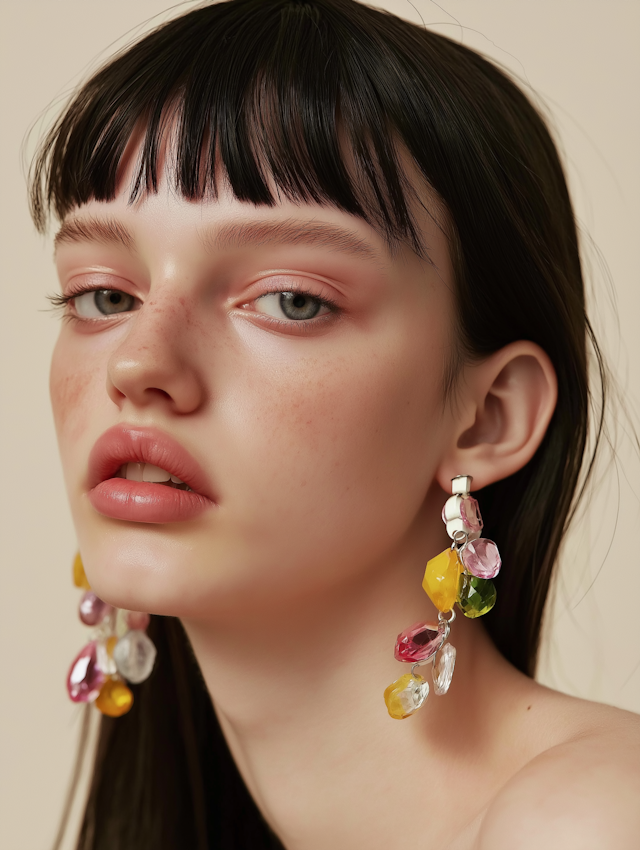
top-left (183, 538), bottom-right (532, 849)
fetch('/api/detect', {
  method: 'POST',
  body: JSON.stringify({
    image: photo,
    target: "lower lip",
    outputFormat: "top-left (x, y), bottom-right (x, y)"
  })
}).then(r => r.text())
top-left (88, 479), bottom-right (213, 523)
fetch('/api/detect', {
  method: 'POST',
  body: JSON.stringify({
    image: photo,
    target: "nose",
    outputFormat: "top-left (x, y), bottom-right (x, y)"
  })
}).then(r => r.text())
top-left (106, 294), bottom-right (206, 414)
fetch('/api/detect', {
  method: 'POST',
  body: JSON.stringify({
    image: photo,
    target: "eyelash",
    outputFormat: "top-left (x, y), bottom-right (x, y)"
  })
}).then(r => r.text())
top-left (48, 282), bottom-right (342, 326)
top-left (47, 284), bottom-right (118, 310)
top-left (47, 287), bottom-right (96, 324)
top-left (47, 285), bottom-right (132, 326)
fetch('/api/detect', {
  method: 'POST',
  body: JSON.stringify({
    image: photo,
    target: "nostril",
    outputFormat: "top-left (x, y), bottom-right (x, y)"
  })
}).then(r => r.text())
top-left (106, 336), bottom-right (205, 414)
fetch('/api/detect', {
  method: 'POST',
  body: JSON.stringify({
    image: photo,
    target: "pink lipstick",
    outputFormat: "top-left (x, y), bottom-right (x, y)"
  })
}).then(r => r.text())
top-left (87, 425), bottom-right (215, 523)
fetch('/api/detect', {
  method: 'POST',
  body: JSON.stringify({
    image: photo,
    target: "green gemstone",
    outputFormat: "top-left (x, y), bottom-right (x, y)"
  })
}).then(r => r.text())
top-left (457, 574), bottom-right (496, 618)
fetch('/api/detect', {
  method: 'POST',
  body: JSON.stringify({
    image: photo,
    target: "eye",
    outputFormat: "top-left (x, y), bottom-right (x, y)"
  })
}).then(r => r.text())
top-left (255, 292), bottom-right (331, 321)
top-left (74, 289), bottom-right (138, 318)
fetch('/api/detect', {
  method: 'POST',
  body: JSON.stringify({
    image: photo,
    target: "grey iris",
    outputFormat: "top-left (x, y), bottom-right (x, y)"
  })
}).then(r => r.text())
top-left (95, 290), bottom-right (135, 315)
top-left (279, 292), bottom-right (322, 320)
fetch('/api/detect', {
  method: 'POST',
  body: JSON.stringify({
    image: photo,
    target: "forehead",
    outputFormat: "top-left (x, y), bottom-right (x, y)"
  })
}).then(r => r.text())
top-left (54, 148), bottom-right (450, 275)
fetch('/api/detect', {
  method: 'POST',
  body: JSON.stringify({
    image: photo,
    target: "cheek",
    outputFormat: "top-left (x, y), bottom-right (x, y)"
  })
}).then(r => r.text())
top-left (260, 317), bottom-right (447, 475)
top-left (265, 349), bottom-right (432, 461)
top-left (50, 333), bottom-right (101, 446)
top-left (215, 316), bottom-right (449, 579)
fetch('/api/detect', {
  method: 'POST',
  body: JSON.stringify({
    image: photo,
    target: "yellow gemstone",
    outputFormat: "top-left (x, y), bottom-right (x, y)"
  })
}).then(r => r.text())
top-left (384, 673), bottom-right (429, 719)
top-left (422, 548), bottom-right (462, 612)
top-left (73, 552), bottom-right (91, 590)
top-left (106, 636), bottom-right (118, 657)
top-left (95, 678), bottom-right (133, 717)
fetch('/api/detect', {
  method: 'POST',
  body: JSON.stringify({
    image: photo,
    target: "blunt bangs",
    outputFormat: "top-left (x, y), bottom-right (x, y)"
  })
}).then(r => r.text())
top-left (30, 0), bottom-right (434, 253)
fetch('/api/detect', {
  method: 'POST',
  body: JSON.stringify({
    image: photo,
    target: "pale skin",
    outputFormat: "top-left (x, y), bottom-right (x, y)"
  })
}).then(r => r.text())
top-left (51, 165), bottom-right (640, 849)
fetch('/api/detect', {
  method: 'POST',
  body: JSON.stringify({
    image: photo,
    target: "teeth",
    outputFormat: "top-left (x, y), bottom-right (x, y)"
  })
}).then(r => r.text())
top-left (125, 462), bottom-right (144, 481)
top-left (142, 464), bottom-right (172, 483)
top-left (120, 463), bottom-right (185, 485)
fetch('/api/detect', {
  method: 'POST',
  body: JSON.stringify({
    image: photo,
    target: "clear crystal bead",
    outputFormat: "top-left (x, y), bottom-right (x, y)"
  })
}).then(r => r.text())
top-left (406, 678), bottom-right (430, 713)
top-left (96, 639), bottom-right (117, 675)
top-left (433, 642), bottom-right (456, 695)
top-left (384, 674), bottom-right (430, 719)
top-left (113, 630), bottom-right (157, 684)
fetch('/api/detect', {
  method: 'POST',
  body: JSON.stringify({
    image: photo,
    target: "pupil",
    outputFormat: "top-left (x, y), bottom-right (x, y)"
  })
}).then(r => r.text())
top-left (292, 294), bottom-right (306, 308)
top-left (108, 292), bottom-right (122, 305)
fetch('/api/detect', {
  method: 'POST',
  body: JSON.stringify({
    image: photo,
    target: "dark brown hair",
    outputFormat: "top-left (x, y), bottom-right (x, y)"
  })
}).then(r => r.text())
top-left (33, 1), bottom-right (604, 847)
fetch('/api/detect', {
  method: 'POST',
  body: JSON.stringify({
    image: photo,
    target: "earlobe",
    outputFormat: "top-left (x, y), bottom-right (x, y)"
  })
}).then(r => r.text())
top-left (436, 341), bottom-right (558, 492)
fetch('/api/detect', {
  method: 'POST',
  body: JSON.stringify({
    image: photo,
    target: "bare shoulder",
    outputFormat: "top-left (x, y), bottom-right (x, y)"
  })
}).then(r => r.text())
top-left (477, 699), bottom-right (640, 850)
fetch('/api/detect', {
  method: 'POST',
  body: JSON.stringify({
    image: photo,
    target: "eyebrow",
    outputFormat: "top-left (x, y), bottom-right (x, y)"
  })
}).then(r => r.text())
top-left (207, 219), bottom-right (382, 262)
top-left (54, 215), bottom-right (383, 263)
top-left (54, 216), bottom-right (134, 251)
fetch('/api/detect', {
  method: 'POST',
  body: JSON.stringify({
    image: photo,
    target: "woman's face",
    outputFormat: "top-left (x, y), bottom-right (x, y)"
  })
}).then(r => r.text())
top-left (51, 170), bottom-right (457, 621)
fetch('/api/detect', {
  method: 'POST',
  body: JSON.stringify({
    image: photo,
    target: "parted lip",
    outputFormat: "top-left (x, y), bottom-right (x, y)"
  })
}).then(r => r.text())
top-left (87, 424), bottom-right (215, 501)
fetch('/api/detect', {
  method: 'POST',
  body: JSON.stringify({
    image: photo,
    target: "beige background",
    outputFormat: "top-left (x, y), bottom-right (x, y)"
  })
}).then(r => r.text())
top-left (1, 1), bottom-right (639, 848)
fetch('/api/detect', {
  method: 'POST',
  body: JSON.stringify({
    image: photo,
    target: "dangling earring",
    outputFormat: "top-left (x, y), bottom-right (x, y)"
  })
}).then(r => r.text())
top-left (66, 552), bottom-right (157, 717)
top-left (384, 475), bottom-right (501, 719)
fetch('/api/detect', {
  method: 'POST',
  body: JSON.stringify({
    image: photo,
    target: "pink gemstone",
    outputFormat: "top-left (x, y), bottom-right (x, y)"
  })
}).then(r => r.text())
top-left (395, 622), bottom-right (445, 663)
top-left (67, 641), bottom-right (105, 702)
top-left (460, 496), bottom-right (483, 533)
top-left (79, 591), bottom-right (112, 626)
top-left (126, 610), bottom-right (150, 631)
top-left (461, 538), bottom-right (501, 579)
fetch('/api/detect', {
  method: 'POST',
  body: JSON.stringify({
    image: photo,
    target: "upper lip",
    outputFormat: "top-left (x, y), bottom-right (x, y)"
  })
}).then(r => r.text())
top-left (87, 425), bottom-right (215, 500)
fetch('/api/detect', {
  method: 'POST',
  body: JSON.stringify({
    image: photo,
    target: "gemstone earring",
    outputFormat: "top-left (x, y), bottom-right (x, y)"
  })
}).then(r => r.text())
top-left (67, 553), bottom-right (157, 716)
top-left (383, 475), bottom-right (501, 719)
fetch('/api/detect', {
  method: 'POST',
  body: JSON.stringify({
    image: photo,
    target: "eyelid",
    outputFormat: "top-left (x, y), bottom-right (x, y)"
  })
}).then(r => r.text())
top-left (242, 274), bottom-right (341, 306)
top-left (65, 271), bottom-right (138, 298)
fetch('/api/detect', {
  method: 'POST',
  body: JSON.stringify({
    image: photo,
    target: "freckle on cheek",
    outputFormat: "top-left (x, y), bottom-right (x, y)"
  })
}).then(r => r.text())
top-left (50, 368), bottom-right (94, 439)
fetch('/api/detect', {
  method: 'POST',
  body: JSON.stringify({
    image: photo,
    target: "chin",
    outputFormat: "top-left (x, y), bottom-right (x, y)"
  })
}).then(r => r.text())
top-left (73, 517), bottom-right (263, 621)
top-left (74, 520), bottom-right (203, 617)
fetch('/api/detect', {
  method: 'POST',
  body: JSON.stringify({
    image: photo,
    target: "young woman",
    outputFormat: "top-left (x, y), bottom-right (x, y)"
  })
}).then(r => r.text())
top-left (32, 0), bottom-right (640, 847)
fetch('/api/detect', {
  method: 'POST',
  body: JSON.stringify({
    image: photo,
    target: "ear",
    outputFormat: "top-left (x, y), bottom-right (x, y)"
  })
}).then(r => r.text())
top-left (435, 341), bottom-right (558, 492)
